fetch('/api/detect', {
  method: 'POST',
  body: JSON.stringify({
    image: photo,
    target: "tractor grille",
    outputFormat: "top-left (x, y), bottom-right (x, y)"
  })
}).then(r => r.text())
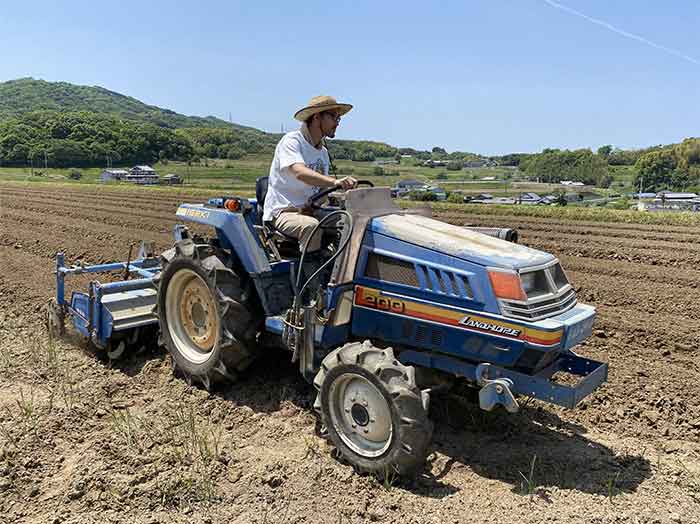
top-left (413, 323), bottom-right (444, 348)
top-left (365, 253), bottom-right (420, 288)
top-left (500, 262), bottom-right (577, 321)
top-left (415, 265), bottom-right (473, 298)
top-left (364, 251), bottom-right (473, 299)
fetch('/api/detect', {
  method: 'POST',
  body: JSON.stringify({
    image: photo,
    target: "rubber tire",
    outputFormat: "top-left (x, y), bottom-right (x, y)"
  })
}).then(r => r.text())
top-left (157, 251), bottom-right (258, 389)
top-left (313, 341), bottom-right (433, 477)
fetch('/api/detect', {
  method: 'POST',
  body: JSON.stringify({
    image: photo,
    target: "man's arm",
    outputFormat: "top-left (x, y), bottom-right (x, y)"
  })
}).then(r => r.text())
top-left (289, 163), bottom-right (357, 190)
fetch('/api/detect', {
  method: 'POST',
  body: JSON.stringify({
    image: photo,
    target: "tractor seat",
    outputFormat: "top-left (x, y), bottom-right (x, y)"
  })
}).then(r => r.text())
top-left (255, 176), bottom-right (301, 257)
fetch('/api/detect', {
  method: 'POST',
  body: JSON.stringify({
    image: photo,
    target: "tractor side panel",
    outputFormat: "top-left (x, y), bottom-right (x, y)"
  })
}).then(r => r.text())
top-left (349, 231), bottom-right (563, 369)
top-left (350, 287), bottom-right (530, 368)
top-left (354, 231), bottom-right (500, 314)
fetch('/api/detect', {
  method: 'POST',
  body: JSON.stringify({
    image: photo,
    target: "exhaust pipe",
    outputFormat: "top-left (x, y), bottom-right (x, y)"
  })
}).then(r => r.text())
top-left (465, 227), bottom-right (518, 243)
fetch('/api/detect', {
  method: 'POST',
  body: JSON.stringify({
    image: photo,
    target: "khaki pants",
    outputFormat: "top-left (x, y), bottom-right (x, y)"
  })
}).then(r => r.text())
top-left (272, 210), bottom-right (323, 252)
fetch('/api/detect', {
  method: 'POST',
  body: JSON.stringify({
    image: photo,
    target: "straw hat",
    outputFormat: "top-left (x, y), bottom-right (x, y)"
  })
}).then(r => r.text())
top-left (294, 95), bottom-right (353, 122)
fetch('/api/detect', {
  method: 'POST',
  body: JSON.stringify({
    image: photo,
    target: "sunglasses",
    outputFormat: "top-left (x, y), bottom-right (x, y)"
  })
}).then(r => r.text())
top-left (321, 111), bottom-right (342, 123)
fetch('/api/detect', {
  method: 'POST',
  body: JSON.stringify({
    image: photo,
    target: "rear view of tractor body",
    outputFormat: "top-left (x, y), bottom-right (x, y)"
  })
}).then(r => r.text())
top-left (50, 186), bottom-right (607, 478)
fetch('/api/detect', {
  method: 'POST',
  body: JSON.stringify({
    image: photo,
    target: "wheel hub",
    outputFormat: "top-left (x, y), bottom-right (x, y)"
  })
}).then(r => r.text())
top-left (329, 373), bottom-right (393, 458)
top-left (179, 277), bottom-right (217, 350)
top-left (350, 404), bottom-right (370, 427)
top-left (165, 268), bottom-right (220, 365)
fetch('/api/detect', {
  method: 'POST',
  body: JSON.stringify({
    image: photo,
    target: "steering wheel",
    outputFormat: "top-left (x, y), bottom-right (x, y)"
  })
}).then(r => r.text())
top-left (307, 180), bottom-right (374, 209)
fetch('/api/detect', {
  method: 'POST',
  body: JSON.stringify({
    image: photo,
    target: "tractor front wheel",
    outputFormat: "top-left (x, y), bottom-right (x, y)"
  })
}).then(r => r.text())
top-left (313, 341), bottom-right (433, 477)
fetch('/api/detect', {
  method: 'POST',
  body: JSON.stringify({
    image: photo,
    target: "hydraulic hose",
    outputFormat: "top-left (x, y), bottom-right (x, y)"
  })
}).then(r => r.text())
top-left (294, 209), bottom-right (354, 304)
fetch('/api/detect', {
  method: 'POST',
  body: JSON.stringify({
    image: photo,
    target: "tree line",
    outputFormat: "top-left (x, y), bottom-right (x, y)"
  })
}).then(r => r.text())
top-left (1, 109), bottom-right (697, 192)
top-left (632, 138), bottom-right (700, 192)
top-left (0, 111), bottom-right (193, 168)
top-left (0, 111), bottom-right (406, 168)
top-left (515, 140), bottom-right (700, 191)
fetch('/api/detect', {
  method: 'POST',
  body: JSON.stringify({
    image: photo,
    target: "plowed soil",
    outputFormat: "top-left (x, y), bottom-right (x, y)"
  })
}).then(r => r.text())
top-left (1, 183), bottom-right (698, 524)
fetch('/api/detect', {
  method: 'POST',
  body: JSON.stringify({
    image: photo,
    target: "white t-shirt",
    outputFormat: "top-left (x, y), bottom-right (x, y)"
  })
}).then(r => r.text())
top-left (263, 130), bottom-right (329, 222)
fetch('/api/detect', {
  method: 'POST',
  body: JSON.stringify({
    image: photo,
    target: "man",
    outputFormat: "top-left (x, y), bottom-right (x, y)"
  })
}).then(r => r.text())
top-left (263, 95), bottom-right (357, 254)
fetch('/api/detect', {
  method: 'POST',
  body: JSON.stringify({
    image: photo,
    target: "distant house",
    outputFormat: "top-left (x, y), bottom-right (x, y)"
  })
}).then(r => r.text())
top-left (391, 179), bottom-right (429, 198)
top-left (518, 192), bottom-right (541, 204)
top-left (468, 193), bottom-right (495, 204)
top-left (656, 191), bottom-right (698, 201)
top-left (427, 186), bottom-right (447, 201)
top-left (130, 165), bottom-right (156, 175)
top-left (480, 176), bottom-right (496, 181)
top-left (422, 159), bottom-right (447, 168)
top-left (464, 160), bottom-right (488, 168)
top-left (162, 174), bottom-right (182, 185)
top-left (396, 179), bottom-right (428, 190)
top-left (100, 169), bottom-right (129, 182)
top-left (494, 197), bottom-right (516, 205)
top-left (127, 165), bottom-right (159, 185)
top-left (560, 180), bottom-right (584, 186)
top-left (630, 192), bottom-right (657, 199)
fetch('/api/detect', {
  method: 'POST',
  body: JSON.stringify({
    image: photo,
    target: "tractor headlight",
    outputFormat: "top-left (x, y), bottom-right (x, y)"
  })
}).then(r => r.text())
top-left (519, 270), bottom-right (551, 298)
top-left (520, 272), bottom-right (537, 294)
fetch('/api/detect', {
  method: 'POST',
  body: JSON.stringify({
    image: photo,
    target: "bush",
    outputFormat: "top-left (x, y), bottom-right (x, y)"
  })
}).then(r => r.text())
top-left (226, 146), bottom-right (245, 160)
top-left (447, 192), bottom-right (464, 204)
top-left (336, 166), bottom-right (354, 175)
top-left (372, 166), bottom-right (384, 176)
top-left (69, 168), bottom-right (82, 180)
top-left (409, 190), bottom-right (437, 201)
top-left (446, 161), bottom-right (463, 171)
top-left (605, 198), bottom-right (631, 210)
top-left (435, 172), bottom-right (448, 180)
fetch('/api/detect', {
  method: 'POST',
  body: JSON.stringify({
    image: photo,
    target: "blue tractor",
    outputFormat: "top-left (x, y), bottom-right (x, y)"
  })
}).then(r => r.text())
top-left (49, 181), bottom-right (607, 476)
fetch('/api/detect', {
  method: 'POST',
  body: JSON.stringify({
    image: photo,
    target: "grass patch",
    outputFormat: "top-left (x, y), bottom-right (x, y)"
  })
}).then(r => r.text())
top-left (606, 471), bottom-right (621, 502)
top-left (518, 454), bottom-right (538, 496)
top-left (108, 403), bottom-right (229, 506)
top-left (402, 200), bottom-right (700, 227)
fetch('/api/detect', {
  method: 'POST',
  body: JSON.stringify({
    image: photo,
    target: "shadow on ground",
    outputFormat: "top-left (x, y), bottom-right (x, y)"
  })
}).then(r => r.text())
top-left (98, 344), bottom-right (652, 500)
top-left (425, 392), bottom-right (652, 497)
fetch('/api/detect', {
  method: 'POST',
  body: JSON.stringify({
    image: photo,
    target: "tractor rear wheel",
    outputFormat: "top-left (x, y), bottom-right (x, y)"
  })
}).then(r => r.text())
top-left (313, 341), bottom-right (433, 477)
top-left (157, 242), bottom-right (258, 389)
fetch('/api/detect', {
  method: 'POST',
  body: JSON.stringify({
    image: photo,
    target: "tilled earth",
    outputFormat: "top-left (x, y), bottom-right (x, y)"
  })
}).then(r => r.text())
top-left (1, 183), bottom-right (699, 523)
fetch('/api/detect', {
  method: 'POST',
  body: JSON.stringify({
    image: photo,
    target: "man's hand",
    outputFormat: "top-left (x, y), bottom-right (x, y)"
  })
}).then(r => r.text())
top-left (338, 176), bottom-right (358, 190)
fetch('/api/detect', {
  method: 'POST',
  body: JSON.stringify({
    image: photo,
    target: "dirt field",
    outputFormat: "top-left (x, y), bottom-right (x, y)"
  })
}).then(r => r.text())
top-left (1, 183), bottom-right (699, 524)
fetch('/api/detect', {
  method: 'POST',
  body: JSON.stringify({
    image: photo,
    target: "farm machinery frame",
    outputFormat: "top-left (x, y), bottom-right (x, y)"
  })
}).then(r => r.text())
top-left (49, 182), bottom-right (608, 476)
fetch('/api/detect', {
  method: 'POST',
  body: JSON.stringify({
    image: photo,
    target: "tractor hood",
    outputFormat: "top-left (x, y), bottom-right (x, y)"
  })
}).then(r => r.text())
top-left (370, 214), bottom-right (554, 270)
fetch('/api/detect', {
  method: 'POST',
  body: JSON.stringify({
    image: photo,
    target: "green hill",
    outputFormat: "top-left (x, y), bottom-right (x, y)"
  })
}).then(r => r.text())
top-left (0, 77), bottom-right (257, 131)
top-left (0, 77), bottom-right (399, 167)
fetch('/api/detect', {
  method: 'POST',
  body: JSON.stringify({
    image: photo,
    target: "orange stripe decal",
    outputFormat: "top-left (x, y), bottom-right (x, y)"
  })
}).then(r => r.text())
top-left (354, 285), bottom-right (562, 346)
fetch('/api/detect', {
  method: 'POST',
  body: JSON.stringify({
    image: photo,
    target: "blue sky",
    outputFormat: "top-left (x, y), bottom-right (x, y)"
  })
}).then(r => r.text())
top-left (1, 1), bottom-right (698, 154)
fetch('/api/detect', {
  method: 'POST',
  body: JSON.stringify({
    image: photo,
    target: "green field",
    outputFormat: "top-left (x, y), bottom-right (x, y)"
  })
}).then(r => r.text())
top-left (0, 153), bottom-right (640, 198)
